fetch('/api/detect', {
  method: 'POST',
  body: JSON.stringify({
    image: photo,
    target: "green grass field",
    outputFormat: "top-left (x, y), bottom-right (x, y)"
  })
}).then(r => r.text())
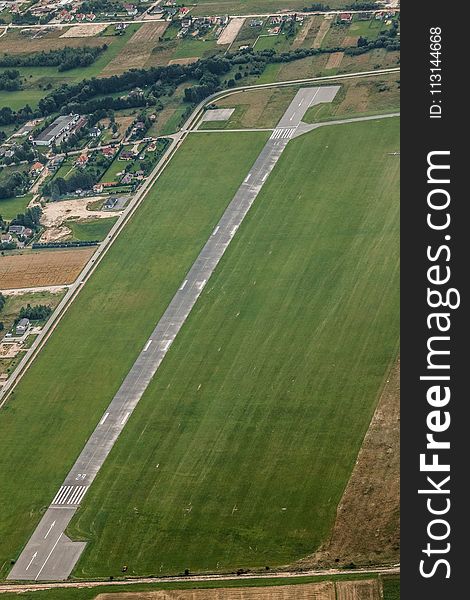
top-left (0, 194), bottom-right (33, 221)
top-left (382, 576), bottom-right (400, 600)
top-left (0, 132), bottom-right (269, 579)
top-left (65, 118), bottom-right (400, 578)
top-left (68, 217), bottom-right (118, 242)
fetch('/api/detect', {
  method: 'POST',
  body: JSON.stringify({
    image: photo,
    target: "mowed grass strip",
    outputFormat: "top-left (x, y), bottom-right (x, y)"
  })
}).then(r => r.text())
top-left (0, 132), bottom-right (269, 578)
top-left (69, 119), bottom-right (400, 577)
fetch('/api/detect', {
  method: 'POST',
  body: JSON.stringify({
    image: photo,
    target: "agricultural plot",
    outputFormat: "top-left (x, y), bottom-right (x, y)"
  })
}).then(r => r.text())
top-left (0, 248), bottom-right (95, 289)
top-left (63, 118), bottom-right (400, 577)
top-left (190, 0), bottom-right (347, 17)
top-left (101, 22), bottom-right (169, 76)
top-left (0, 132), bottom-right (269, 579)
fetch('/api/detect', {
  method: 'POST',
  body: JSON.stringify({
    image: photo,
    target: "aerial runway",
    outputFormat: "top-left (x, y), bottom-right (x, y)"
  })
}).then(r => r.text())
top-left (9, 85), bottom-right (339, 581)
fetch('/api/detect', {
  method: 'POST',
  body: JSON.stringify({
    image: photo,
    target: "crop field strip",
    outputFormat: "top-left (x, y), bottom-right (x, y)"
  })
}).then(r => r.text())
top-left (0, 132), bottom-right (269, 580)
top-left (66, 118), bottom-right (399, 577)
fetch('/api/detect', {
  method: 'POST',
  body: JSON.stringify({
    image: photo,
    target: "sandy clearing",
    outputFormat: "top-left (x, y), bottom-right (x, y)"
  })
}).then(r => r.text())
top-left (102, 22), bottom-right (168, 75)
top-left (96, 581), bottom-right (336, 599)
top-left (40, 197), bottom-right (118, 229)
top-left (325, 51), bottom-right (344, 69)
top-left (217, 17), bottom-right (245, 45)
top-left (313, 17), bottom-right (332, 49)
top-left (343, 35), bottom-right (359, 47)
top-left (60, 23), bottom-right (109, 38)
top-left (0, 248), bottom-right (95, 289)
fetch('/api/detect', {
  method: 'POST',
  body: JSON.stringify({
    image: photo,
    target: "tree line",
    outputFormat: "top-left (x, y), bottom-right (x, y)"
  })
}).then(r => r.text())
top-left (16, 304), bottom-right (53, 323)
top-left (0, 45), bottom-right (108, 72)
top-left (0, 70), bottom-right (21, 92)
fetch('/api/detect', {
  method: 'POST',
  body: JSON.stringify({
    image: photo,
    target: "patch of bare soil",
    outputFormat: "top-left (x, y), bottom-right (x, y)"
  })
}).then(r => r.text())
top-left (96, 581), bottom-right (336, 600)
top-left (217, 18), bottom-right (245, 45)
top-left (297, 359), bottom-right (400, 568)
top-left (313, 17), bottom-right (332, 49)
top-left (168, 57), bottom-right (200, 66)
top-left (60, 24), bottom-right (108, 38)
top-left (325, 51), bottom-right (344, 69)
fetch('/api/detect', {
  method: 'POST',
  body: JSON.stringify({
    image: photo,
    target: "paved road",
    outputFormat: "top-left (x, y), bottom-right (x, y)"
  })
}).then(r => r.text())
top-left (8, 86), bottom-right (339, 582)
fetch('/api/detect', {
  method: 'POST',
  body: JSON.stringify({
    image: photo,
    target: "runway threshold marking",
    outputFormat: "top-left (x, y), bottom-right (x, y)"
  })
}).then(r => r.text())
top-left (52, 486), bottom-right (89, 506)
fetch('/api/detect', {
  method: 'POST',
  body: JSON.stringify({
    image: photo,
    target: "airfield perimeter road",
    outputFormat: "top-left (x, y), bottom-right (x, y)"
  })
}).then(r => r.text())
top-left (8, 85), bottom-right (340, 582)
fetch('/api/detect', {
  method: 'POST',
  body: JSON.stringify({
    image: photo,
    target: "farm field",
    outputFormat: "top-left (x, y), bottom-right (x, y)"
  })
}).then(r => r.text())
top-left (63, 119), bottom-right (400, 577)
top-left (0, 248), bottom-right (95, 289)
top-left (68, 217), bottom-right (118, 242)
top-left (0, 132), bottom-right (269, 579)
top-left (0, 25), bottom-right (141, 109)
top-left (382, 576), bottom-right (400, 600)
top-left (190, 0), bottom-right (348, 17)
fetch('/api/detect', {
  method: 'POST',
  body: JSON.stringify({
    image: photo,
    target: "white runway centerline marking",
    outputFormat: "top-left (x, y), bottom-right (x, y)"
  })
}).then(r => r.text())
top-left (99, 412), bottom-right (109, 425)
top-left (35, 535), bottom-right (62, 580)
top-left (44, 521), bottom-right (55, 539)
top-left (26, 552), bottom-right (37, 571)
top-left (143, 340), bottom-right (152, 352)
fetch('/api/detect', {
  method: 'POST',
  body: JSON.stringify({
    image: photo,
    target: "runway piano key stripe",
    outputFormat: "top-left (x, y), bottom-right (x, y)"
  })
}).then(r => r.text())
top-left (51, 485), bottom-right (89, 506)
top-left (270, 127), bottom-right (297, 140)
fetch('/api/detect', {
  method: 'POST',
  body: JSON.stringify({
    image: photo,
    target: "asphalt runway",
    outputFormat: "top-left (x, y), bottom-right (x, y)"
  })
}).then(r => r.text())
top-left (9, 86), bottom-right (339, 581)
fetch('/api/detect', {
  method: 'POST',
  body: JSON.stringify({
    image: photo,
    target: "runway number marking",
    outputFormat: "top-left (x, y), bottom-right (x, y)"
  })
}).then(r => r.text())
top-left (179, 280), bottom-right (188, 291)
top-left (244, 173), bottom-right (251, 183)
top-left (143, 340), bottom-right (152, 352)
top-left (99, 412), bottom-right (109, 425)
top-left (160, 339), bottom-right (172, 352)
top-left (212, 226), bottom-right (220, 236)
top-left (121, 412), bottom-right (130, 426)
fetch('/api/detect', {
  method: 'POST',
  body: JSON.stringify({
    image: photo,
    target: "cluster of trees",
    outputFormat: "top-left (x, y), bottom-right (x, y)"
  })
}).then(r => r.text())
top-left (344, 2), bottom-right (379, 9)
top-left (0, 69), bottom-right (21, 92)
top-left (12, 11), bottom-right (55, 25)
top-left (10, 206), bottom-right (42, 231)
top-left (44, 172), bottom-right (96, 199)
top-left (33, 240), bottom-right (98, 249)
top-left (0, 292), bottom-right (5, 312)
top-left (347, 23), bottom-right (400, 55)
top-left (303, 4), bottom-right (331, 11)
top-left (0, 45), bottom-right (108, 72)
top-left (16, 304), bottom-right (52, 322)
top-left (0, 171), bottom-right (30, 200)
top-left (1, 141), bottom-right (36, 167)
top-left (81, 0), bottom-right (125, 13)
